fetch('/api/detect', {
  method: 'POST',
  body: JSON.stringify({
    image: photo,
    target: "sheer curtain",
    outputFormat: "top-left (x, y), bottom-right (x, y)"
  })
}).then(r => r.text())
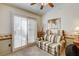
top-left (12, 15), bottom-right (37, 51)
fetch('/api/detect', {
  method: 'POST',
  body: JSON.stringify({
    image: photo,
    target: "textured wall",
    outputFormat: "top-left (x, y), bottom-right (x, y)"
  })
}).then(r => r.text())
top-left (42, 3), bottom-right (79, 34)
top-left (0, 4), bottom-right (41, 35)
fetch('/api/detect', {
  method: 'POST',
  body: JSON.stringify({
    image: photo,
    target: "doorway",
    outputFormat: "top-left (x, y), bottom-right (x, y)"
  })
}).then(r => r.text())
top-left (12, 15), bottom-right (37, 52)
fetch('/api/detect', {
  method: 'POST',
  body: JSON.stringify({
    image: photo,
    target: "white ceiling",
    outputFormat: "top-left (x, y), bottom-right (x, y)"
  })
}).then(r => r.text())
top-left (8, 3), bottom-right (58, 16)
top-left (6, 3), bottom-right (79, 16)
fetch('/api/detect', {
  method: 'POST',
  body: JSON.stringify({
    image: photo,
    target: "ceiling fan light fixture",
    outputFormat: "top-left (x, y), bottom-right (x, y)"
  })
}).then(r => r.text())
top-left (40, 3), bottom-right (48, 6)
top-left (30, 3), bottom-right (54, 10)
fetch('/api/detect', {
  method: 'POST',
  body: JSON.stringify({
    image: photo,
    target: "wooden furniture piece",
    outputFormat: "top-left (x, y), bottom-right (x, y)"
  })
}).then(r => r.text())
top-left (0, 34), bottom-right (12, 56)
top-left (65, 35), bottom-right (79, 56)
top-left (37, 31), bottom-right (44, 38)
top-left (64, 34), bottom-right (75, 46)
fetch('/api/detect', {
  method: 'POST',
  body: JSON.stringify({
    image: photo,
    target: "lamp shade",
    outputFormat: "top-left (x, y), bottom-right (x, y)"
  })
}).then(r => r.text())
top-left (75, 27), bottom-right (79, 31)
top-left (74, 27), bottom-right (79, 35)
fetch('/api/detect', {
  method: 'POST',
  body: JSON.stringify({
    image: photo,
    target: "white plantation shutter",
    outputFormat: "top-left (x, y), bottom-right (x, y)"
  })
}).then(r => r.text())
top-left (13, 15), bottom-right (37, 51)
top-left (28, 19), bottom-right (37, 44)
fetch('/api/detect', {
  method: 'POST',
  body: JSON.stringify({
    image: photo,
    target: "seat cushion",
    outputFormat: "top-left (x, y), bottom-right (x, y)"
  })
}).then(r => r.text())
top-left (43, 34), bottom-right (47, 41)
top-left (53, 35), bottom-right (61, 43)
top-left (50, 34), bottom-right (55, 43)
top-left (44, 42), bottom-right (51, 51)
top-left (49, 43), bottom-right (60, 48)
top-left (48, 43), bottom-right (61, 55)
top-left (46, 35), bottom-right (51, 42)
top-left (45, 42), bottom-right (52, 46)
top-left (56, 35), bottom-right (61, 43)
top-left (40, 41), bottom-right (50, 50)
top-left (41, 41), bottom-right (49, 45)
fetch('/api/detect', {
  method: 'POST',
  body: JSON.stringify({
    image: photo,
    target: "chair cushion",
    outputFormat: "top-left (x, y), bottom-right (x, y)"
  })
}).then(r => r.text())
top-left (46, 35), bottom-right (51, 42)
top-left (52, 34), bottom-right (57, 43)
top-left (49, 43), bottom-right (60, 48)
top-left (53, 35), bottom-right (61, 43)
top-left (50, 34), bottom-right (55, 43)
top-left (41, 41), bottom-right (49, 45)
top-left (41, 41), bottom-right (49, 50)
top-left (44, 42), bottom-right (52, 51)
top-left (56, 35), bottom-right (62, 43)
top-left (45, 42), bottom-right (52, 46)
top-left (44, 34), bottom-right (47, 41)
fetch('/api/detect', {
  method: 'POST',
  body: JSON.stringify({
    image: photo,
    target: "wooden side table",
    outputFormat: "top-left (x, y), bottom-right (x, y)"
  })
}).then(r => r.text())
top-left (37, 31), bottom-right (44, 38)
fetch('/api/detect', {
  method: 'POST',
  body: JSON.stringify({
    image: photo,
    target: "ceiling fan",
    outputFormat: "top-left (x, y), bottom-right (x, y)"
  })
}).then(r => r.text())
top-left (30, 3), bottom-right (54, 10)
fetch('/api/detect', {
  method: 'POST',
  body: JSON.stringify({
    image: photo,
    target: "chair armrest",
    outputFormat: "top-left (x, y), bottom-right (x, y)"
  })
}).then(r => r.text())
top-left (53, 40), bottom-right (66, 47)
top-left (59, 40), bottom-right (66, 48)
top-left (60, 40), bottom-right (65, 44)
top-left (36, 37), bottom-right (44, 41)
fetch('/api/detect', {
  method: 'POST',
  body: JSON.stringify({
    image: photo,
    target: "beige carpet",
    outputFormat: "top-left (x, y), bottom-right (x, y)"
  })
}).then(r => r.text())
top-left (7, 46), bottom-right (52, 56)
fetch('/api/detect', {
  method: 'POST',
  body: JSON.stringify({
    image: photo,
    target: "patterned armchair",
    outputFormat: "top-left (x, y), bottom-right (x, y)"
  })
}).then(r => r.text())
top-left (48, 34), bottom-right (65, 55)
top-left (40, 30), bottom-right (52, 50)
top-left (36, 30), bottom-right (66, 56)
top-left (36, 30), bottom-right (50, 49)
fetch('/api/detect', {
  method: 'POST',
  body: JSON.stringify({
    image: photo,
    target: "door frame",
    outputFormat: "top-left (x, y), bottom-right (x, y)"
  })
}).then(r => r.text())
top-left (11, 13), bottom-right (37, 52)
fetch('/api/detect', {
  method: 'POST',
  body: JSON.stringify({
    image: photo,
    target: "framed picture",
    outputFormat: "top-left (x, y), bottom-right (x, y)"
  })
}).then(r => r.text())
top-left (48, 18), bottom-right (61, 33)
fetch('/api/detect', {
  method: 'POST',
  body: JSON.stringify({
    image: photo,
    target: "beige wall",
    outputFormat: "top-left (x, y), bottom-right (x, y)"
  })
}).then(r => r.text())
top-left (1, 3), bottom-right (79, 35)
top-left (0, 4), bottom-right (42, 35)
top-left (42, 3), bottom-right (79, 34)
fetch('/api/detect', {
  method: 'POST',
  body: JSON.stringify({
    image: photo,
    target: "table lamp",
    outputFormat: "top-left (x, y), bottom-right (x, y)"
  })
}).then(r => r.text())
top-left (75, 27), bottom-right (79, 35)
top-left (74, 27), bottom-right (79, 48)
top-left (74, 27), bottom-right (79, 39)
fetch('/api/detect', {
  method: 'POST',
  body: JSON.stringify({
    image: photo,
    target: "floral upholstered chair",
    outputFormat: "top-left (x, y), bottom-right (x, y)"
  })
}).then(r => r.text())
top-left (44, 33), bottom-right (55, 52)
top-left (48, 30), bottom-right (66, 56)
top-left (36, 30), bottom-right (51, 49)
top-left (36, 30), bottom-right (66, 56)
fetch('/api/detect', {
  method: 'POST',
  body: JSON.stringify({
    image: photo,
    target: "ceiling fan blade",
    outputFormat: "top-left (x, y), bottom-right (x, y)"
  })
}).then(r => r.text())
top-left (40, 5), bottom-right (44, 9)
top-left (31, 3), bottom-right (36, 5)
top-left (48, 3), bottom-right (54, 8)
